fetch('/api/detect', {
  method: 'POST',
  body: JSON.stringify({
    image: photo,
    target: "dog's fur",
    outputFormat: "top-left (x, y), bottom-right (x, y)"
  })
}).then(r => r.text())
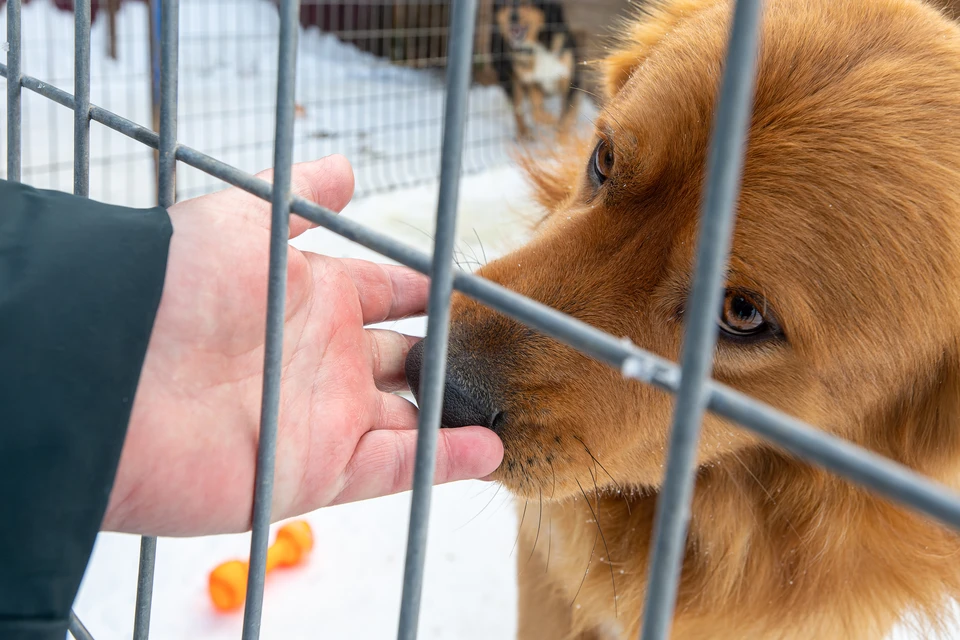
top-left (492, 0), bottom-right (582, 140)
top-left (448, 0), bottom-right (960, 637)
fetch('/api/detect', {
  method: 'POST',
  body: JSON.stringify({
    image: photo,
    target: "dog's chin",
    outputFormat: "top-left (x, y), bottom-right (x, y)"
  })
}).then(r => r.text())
top-left (487, 455), bottom-right (620, 502)
top-left (491, 464), bottom-right (659, 506)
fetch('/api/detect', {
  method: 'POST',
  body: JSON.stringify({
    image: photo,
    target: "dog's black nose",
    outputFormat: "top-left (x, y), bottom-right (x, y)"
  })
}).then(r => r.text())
top-left (404, 338), bottom-right (501, 430)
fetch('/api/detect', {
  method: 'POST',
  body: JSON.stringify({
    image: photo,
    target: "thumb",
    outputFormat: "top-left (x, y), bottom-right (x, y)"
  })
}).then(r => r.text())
top-left (327, 427), bottom-right (504, 507)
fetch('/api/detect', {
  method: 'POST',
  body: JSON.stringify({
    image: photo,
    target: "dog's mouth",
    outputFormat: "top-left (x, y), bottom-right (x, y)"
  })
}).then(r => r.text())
top-left (509, 24), bottom-right (528, 43)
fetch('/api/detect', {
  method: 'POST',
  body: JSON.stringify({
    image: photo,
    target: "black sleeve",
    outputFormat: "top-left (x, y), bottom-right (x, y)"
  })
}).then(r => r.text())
top-left (0, 179), bottom-right (173, 640)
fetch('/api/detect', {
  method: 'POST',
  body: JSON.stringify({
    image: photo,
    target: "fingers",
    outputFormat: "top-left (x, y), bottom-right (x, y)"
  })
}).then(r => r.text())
top-left (368, 329), bottom-right (419, 392)
top-left (375, 393), bottom-right (420, 430)
top-left (223, 155), bottom-right (355, 238)
top-left (330, 427), bottom-right (504, 507)
top-left (340, 258), bottom-right (430, 325)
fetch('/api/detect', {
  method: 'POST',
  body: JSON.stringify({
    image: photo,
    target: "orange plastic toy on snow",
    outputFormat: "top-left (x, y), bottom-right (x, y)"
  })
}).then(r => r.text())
top-left (208, 520), bottom-right (314, 612)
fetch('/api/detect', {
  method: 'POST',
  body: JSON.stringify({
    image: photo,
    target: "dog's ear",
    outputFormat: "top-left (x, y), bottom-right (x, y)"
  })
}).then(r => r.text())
top-left (601, 0), bottom-right (711, 100)
top-left (541, 2), bottom-right (566, 30)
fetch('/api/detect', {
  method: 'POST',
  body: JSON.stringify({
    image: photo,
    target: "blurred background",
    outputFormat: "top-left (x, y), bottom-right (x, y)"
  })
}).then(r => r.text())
top-left (0, 0), bottom-right (628, 204)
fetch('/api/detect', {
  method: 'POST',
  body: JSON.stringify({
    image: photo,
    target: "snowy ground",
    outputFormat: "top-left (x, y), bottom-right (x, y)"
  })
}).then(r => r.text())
top-left (3, 0), bottom-right (959, 638)
top-left (0, 0), bottom-right (536, 203)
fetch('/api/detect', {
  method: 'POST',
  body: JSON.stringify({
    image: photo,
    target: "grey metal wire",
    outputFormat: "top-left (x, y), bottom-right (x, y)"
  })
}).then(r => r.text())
top-left (239, 0), bottom-right (300, 637)
top-left (396, 1), bottom-right (478, 638)
top-left (68, 4), bottom-right (95, 636)
top-left (73, 0), bottom-right (90, 196)
top-left (68, 610), bottom-right (95, 640)
top-left (158, 0), bottom-right (179, 209)
top-left (639, 1), bottom-right (763, 638)
top-left (133, 537), bottom-right (157, 640)
top-left (4, 2), bottom-right (960, 635)
top-left (132, 1), bottom-right (181, 637)
top-left (5, 0), bottom-right (20, 182)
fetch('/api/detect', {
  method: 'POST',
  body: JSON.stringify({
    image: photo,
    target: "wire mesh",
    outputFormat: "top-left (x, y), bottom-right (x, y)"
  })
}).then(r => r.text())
top-left (3, 0), bottom-right (960, 639)
top-left (0, 0), bottom-right (529, 205)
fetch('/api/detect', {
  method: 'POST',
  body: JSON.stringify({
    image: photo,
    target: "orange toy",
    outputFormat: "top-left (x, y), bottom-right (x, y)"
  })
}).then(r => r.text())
top-left (208, 520), bottom-right (314, 612)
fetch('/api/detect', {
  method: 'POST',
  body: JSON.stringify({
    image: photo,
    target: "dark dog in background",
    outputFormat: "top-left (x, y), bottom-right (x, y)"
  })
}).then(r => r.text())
top-left (492, 0), bottom-right (582, 140)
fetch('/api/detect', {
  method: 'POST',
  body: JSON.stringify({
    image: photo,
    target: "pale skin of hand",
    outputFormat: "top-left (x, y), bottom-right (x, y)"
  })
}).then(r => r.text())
top-left (102, 155), bottom-right (504, 537)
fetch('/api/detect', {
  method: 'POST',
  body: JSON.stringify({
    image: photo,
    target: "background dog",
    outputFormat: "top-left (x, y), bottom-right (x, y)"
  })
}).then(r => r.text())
top-left (408, 0), bottom-right (960, 637)
top-left (491, 0), bottom-right (582, 141)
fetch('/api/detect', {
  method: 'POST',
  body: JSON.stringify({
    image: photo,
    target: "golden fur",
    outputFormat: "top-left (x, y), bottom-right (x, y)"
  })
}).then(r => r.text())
top-left (447, 0), bottom-right (960, 637)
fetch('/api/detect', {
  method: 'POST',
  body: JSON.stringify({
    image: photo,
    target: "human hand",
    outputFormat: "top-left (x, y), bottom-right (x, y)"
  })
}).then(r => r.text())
top-left (102, 155), bottom-right (503, 536)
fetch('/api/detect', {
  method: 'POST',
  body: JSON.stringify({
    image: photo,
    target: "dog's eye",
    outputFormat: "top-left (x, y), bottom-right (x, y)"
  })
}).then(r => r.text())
top-left (719, 291), bottom-right (768, 337)
top-left (590, 138), bottom-right (614, 185)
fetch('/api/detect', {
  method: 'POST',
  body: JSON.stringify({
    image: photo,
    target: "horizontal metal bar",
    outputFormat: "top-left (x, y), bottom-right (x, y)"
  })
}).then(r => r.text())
top-left (68, 610), bottom-right (95, 640)
top-left (4, 68), bottom-right (959, 532)
top-left (707, 384), bottom-right (960, 528)
top-left (7, 71), bottom-right (76, 108)
top-left (0, 67), bottom-right (161, 149)
top-left (90, 105), bottom-right (161, 149)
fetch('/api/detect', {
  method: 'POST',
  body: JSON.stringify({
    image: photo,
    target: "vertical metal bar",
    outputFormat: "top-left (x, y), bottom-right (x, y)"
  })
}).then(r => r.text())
top-left (149, 0), bottom-right (162, 201)
top-left (68, 610), bottom-right (95, 640)
top-left (240, 0), bottom-right (300, 637)
top-left (6, 0), bottom-right (21, 182)
top-left (639, 1), bottom-right (762, 639)
top-left (133, 1), bottom-right (178, 638)
top-left (73, 0), bottom-right (91, 196)
top-left (157, 0), bottom-right (178, 208)
top-left (396, 1), bottom-right (478, 638)
top-left (132, 537), bottom-right (157, 640)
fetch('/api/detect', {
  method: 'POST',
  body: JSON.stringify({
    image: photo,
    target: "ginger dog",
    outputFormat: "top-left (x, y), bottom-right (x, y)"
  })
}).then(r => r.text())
top-left (406, 0), bottom-right (960, 637)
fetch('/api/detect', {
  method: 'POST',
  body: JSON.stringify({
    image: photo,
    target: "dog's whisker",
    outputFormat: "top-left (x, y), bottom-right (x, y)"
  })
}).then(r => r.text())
top-left (571, 520), bottom-right (600, 610)
top-left (512, 499), bottom-right (529, 558)
top-left (549, 457), bottom-right (558, 500)
top-left (397, 220), bottom-right (481, 273)
top-left (546, 510), bottom-right (553, 575)
top-left (454, 482), bottom-right (503, 532)
top-left (534, 486), bottom-right (544, 560)
top-left (519, 486), bottom-right (546, 579)
top-left (572, 434), bottom-right (632, 516)
top-left (473, 228), bottom-right (489, 266)
top-left (572, 85), bottom-right (601, 101)
top-left (584, 470), bottom-right (620, 618)
top-left (462, 241), bottom-right (482, 270)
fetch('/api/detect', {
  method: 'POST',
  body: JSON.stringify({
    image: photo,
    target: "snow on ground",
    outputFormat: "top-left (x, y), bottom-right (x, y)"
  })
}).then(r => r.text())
top-left (3, 0), bottom-right (959, 638)
top-left (0, 0), bottom-right (585, 203)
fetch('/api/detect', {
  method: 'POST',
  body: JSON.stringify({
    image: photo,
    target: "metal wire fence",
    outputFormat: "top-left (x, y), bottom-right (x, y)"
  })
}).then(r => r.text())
top-left (0, 0), bottom-right (540, 207)
top-left (5, 0), bottom-right (960, 639)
